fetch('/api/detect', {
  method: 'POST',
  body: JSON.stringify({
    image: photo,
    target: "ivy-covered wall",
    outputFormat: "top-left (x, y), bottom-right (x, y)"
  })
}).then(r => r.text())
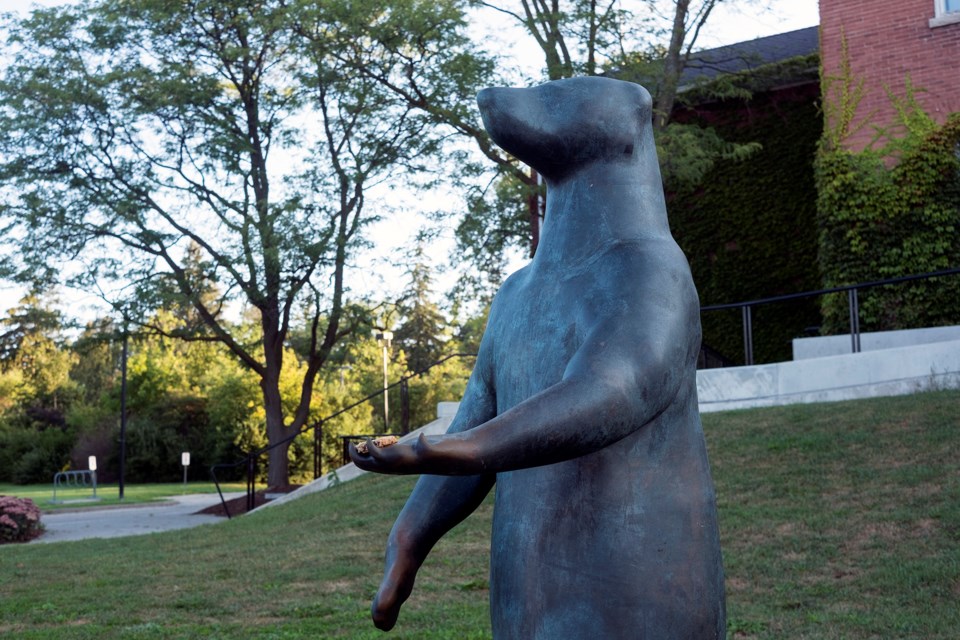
top-left (667, 82), bottom-right (823, 364)
top-left (815, 112), bottom-right (960, 333)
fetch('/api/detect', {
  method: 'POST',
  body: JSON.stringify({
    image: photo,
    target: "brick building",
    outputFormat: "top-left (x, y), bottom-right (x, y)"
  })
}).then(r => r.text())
top-left (820, 0), bottom-right (960, 150)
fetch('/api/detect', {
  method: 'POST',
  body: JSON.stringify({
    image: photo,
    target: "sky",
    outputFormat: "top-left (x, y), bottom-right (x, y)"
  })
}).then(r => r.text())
top-left (0, 0), bottom-right (821, 322)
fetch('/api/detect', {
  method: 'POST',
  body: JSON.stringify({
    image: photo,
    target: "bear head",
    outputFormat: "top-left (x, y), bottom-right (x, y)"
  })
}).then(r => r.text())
top-left (476, 77), bottom-right (652, 181)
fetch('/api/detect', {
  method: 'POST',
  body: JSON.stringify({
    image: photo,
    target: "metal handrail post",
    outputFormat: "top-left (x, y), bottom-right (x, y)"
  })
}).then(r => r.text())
top-left (211, 466), bottom-right (233, 519)
top-left (246, 457), bottom-right (256, 512)
top-left (848, 288), bottom-right (861, 353)
top-left (313, 422), bottom-right (322, 480)
top-left (742, 305), bottom-right (754, 366)
top-left (400, 378), bottom-right (410, 435)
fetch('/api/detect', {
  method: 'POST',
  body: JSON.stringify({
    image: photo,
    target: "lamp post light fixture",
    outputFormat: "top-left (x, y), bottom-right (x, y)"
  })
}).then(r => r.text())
top-left (374, 329), bottom-right (393, 431)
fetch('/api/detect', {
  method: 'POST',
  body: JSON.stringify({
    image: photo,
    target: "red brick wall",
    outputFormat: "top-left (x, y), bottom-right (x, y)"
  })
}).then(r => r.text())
top-left (820, 0), bottom-right (960, 150)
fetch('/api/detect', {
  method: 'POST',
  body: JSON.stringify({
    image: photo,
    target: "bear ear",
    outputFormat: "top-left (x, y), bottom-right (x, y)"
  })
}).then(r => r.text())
top-left (633, 82), bottom-right (653, 106)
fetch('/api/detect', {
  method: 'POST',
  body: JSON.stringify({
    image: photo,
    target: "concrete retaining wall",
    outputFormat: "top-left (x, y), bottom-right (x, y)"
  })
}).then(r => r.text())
top-left (792, 325), bottom-right (960, 360)
top-left (699, 338), bottom-right (960, 412)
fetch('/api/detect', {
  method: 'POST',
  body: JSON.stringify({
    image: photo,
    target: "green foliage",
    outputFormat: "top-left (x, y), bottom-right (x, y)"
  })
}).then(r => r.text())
top-left (201, 362), bottom-right (265, 459)
top-left (453, 171), bottom-right (539, 298)
top-left (403, 355), bottom-right (472, 431)
top-left (0, 292), bottom-right (84, 484)
top-left (667, 85), bottom-right (823, 363)
top-left (395, 240), bottom-right (455, 372)
top-left (817, 35), bottom-right (960, 333)
top-left (815, 109), bottom-right (960, 333)
top-left (120, 394), bottom-right (236, 484)
top-left (312, 334), bottom-right (405, 465)
top-left (656, 121), bottom-right (762, 189)
top-left (0, 426), bottom-right (75, 485)
top-left (307, 297), bottom-right (473, 475)
top-left (0, 292), bottom-right (77, 409)
top-left (820, 30), bottom-right (876, 150)
top-left (69, 318), bottom-right (120, 404)
top-left (0, 291), bottom-right (68, 364)
top-left (0, 367), bottom-right (27, 414)
top-left (0, 0), bottom-right (488, 487)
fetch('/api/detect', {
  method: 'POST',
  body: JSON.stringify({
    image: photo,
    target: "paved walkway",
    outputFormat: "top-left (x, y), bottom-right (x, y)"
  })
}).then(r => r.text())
top-left (29, 493), bottom-right (243, 544)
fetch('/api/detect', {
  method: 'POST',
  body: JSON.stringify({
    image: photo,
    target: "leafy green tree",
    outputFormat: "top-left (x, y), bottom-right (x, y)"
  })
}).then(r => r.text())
top-left (70, 318), bottom-right (121, 405)
top-left (403, 354), bottom-right (472, 433)
top-left (0, 292), bottom-right (79, 483)
top-left (0, 292), bottom-right (77, 414)
top-left (0, 0), bottom-right (483, 486)
top-left (306, 331), bottom-right (402, 473)
top-left (0, 291), bottom-right (68, 365)
top-left (15, 332), bottom-right (77, 411)
top-left (393, 1), bottom-right (762, 294)
top-left (394, 241), bottom-right (450, 373)
top-left (0, 368), bottom-right (25, 416)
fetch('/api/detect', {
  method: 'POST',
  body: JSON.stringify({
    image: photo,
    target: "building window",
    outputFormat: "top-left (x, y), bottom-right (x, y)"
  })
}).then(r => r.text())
top-left (931, 0), bottom-right (960, 27)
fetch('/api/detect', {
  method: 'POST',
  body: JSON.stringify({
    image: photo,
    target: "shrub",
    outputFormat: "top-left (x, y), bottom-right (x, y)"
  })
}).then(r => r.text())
top-left (9, 427), bottom-right (76, 485)
top-left (0, 495), bottom-right (43, 543)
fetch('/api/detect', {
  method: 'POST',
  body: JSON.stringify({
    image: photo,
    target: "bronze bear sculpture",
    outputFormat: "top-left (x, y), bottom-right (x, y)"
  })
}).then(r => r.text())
top-left (352, 76), bottom-right (726, 639)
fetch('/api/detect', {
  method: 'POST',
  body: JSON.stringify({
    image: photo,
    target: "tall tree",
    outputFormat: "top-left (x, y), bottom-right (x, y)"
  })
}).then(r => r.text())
top-left (412, 1), bottom-right (755, 292)
top-left (0, 0), bottom-right (481, 486)
top-left (0, 292), bottom-right (76, 424)
top-left (394, 240), bottom-right (449, 373)
top-left (0, 291), bottom-right (68, 365)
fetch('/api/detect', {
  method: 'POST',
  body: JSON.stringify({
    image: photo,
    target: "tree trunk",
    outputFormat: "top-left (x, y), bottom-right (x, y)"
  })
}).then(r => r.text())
top-left (261, 307), bottom-right (290, 488)
top-left (654, 0), bottom-right (690, 131)
top-left (263, 373), bottom-right (290, 489)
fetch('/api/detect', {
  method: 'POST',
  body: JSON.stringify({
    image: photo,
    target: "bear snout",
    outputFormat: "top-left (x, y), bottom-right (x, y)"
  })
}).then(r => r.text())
top-left (476, 87), bottom-right (496, 111)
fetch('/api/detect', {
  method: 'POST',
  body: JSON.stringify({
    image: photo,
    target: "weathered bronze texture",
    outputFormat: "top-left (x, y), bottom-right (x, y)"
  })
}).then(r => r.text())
top-left (352, 76), bottom-right (726, 639)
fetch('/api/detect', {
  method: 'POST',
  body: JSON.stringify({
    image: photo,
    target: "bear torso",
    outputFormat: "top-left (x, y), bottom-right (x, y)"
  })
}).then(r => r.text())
top-left (481, 239), bottom-right (725, 639)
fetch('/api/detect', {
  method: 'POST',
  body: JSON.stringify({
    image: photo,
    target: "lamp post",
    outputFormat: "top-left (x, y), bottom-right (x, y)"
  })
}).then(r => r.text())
top-left (374, 329), bottom-right (393, 431)
top-left (118, 324), bottom-right (129, 501)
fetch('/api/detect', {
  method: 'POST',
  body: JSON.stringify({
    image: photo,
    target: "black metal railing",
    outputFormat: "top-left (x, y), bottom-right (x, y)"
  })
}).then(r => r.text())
top-left (701, 266), bottom-right (960, 366)
top-left (209, 352), bottom-right (476, 518)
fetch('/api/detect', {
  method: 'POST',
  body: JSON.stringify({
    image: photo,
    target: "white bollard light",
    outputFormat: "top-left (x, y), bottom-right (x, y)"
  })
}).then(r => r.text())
top-left (88, 456), bottom-right (98, 498)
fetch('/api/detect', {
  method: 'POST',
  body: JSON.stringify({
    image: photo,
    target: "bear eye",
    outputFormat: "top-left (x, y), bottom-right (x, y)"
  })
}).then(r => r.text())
top-left (623, 144), bottom-right (634, 156)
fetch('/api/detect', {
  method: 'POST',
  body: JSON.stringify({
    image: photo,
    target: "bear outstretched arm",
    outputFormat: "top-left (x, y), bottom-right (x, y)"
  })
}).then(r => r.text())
top-left (359, 362), bottom-right (498, 630)
top-left (353, 264), bottom-right (696, 476)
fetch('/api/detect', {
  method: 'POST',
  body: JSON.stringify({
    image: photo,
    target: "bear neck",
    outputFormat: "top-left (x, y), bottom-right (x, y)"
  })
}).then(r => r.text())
top-left (533, 159), bottom-right (672, 268)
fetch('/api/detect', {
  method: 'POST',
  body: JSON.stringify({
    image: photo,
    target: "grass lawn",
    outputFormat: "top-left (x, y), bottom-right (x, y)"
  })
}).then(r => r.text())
top-left (0, 482), bottom-right (250, 511)
top-left (1, 390), bottom-right (958, 639)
